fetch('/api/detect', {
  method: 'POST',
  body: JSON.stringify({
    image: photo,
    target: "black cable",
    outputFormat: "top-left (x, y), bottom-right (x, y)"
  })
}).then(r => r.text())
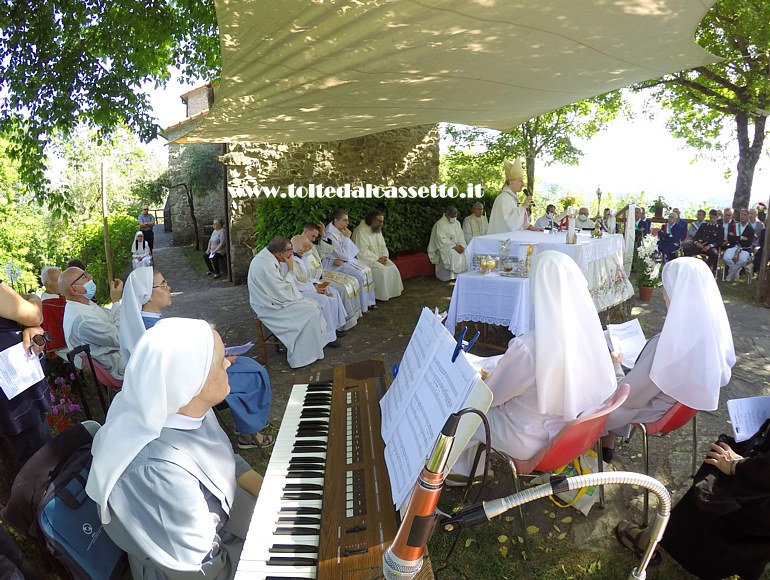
top-left (434, 407), bottom-right (491, 576)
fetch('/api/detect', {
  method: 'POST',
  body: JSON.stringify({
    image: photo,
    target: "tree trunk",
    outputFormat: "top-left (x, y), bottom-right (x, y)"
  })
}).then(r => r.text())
top-left (173, 183), bottom-right (200, 250)
top-left (732, 112), bottom-right (766, 210)
top-left (525, 155), bottom-right (536, 196)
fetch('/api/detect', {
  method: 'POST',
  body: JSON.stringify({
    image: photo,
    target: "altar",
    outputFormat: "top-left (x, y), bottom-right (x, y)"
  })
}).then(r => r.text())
top-left (445, 231), bottom-right (633, 336)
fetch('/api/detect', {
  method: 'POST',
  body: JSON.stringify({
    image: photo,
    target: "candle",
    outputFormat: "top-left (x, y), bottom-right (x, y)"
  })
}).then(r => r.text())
top-left (567, 206), bottom-right (576, 242)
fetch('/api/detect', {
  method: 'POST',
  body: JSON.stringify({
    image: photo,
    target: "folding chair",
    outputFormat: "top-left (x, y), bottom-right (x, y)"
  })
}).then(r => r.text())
top-left (464, 383), bottom-right (630, 537)
top-left (66, 345), bottom-right (123, 418)
top-left (253, 315), bottom-right (283, 366)
top-left (629, 402), bottom-right (698, 526)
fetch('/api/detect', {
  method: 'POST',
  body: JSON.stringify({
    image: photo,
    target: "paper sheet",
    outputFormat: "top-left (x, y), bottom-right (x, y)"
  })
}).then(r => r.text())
top-left (381, 307), bottom-right (481, 508)
top-left (606, 319), bottom-right (646, 369)
top-left (727, 396), bottom-right (770, 442)
top-left (0, 341), bottom-right (45, 400)
top-left (224, 342), bottom-right (254, 356)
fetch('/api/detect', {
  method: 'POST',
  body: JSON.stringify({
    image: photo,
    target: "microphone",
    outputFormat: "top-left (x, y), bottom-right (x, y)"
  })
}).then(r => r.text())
top-left (383, 413), bottom-right (461, 579)
top-left (523, 188), bottom-right (531, 197)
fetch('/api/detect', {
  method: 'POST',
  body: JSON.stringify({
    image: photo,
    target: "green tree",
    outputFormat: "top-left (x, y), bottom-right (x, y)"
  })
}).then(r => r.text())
top-left (442, 92), bottom-right (625, 197)
top-left (641, 0), bottom-right (770, 210)
top-left (48, 125), bottom-right (166, 221)
top-left (0, 0), bottom-right (220, 205)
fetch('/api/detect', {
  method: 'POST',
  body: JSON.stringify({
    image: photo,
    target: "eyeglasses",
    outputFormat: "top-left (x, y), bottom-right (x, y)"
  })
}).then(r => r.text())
top-left (32, 332), bottom-right (51, 347)
top-left (69, 271), bottom-right (89, 288)
top-left (153, 280), bottom-right (169, 289)
top-left (143, 208), bottom-right (149, 211)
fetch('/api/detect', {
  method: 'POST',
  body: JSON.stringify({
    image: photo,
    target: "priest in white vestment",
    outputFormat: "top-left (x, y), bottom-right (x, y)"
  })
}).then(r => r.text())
top-left (427, 207), bottom-right (468, 281)
top-left (60, 266), bottom-right (125, 380)
top-left (248, 237), bottom-right (328, 368)
top-left (287, 236), bottom-right (346, 345)
top-left (351, 211), bottom-right (403, 301)
top-left (323, 209), bottom-right (377, 312)
top-left (462, 202), bottom-right (489, 244)
top-left (488, 158), bottom-right (536, 234)
top-left (302, 223), bottom-right (361, 330)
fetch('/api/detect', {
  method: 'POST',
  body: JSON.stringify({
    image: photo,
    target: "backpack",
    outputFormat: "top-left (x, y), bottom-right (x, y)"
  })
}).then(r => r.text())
top-left (1, 421), bottom-right (128, 579)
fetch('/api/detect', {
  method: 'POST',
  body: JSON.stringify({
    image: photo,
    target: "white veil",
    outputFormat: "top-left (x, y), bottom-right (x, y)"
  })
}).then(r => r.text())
top-left (650, 257), bottom-right (735, 410)
top-left (119, 267), bottom-right (153, 365)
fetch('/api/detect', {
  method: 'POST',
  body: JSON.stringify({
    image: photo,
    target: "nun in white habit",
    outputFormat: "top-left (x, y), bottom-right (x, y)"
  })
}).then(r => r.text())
top-left (604, 257), bottom-right (735, 442)
top-left (453, 251), bottom-right (617, 474)
top-left (130, 231), bottom-right (152, 269)
top-left (87, 318), bottom-right (262, 578)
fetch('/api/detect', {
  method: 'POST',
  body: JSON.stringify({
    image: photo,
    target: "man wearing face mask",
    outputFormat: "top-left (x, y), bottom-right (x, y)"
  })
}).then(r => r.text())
top-left (60, 267), bottom-right (125, 380)
top-left (575, 207), bottom-right (595, 231)
top-left (427, 206), bottom-right (467, 281)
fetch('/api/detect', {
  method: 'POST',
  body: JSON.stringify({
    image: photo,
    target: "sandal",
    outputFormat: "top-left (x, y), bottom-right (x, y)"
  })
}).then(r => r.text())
top-left (615, 520), bottom-right (662, 567)
top-left (238, 431), bottom-right (275, 450)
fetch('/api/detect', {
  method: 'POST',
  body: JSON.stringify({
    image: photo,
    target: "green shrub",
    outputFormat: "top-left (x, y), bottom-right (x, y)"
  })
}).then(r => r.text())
top-left (254, 195), bottom-right (486, 253)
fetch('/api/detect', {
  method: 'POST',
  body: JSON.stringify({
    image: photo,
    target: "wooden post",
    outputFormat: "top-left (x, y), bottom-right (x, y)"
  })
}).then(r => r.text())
top-left (101, 162), bottom-right (114, 284)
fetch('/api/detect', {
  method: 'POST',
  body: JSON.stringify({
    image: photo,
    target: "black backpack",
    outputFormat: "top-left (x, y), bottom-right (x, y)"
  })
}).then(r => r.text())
top-left (1, 421), bottom-right (128, 579)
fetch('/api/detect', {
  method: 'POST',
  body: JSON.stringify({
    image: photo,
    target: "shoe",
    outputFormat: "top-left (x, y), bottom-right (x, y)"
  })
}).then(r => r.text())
top-left (238, 432), bottom-right (275, 450)
top-left (336, 329), bottom-right (347, 337)
top-left (213, 274), bottom-right (221, 279)
top-left (327, 340), bottom-right (341, 348)
top-left (370, 304), bottom-right (378, 310)
top-left (615, 520), bottom-right (662, 567)
top-left (206, 271), bottom-right (214, 276)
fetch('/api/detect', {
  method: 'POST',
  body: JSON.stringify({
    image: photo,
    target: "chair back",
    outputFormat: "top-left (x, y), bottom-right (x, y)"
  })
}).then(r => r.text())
top-left (634, 401), bottom-right (697, 436)
top-left (517, 383), bottom-right (630, 474)
top-left (80, 354), bottom-right (123, 390)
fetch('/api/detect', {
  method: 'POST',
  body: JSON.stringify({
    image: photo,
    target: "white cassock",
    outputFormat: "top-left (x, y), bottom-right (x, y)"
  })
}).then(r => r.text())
top-left (132, 245), bottom-right (152, 269)
top-left (427, 216), bottom-right (468, 281)
top-left (462, 214), bottom-right (489, 244)
top-left (323, 223), bottom-right (376, 312)
top-left (248, 248), bottom-right (328, 369)
top-left (488, 186), bottom-right (527, 234)
top-left (63, 299), bottom-right (124, 379)
top-left (310, 244), bottom-right (361, 330)
top-left (351, 223), bottom-right (403, 301)
top-left (287, 255), bottom-right (347, 343)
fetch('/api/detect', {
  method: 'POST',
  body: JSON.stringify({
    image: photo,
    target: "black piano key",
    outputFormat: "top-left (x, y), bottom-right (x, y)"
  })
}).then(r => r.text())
top-left (296, 431), bottom-right (328, 438)
top-left (307, 381), bottom-right (332, 387)
top-left (284, 483), bottom-right (324, 491)
top-left (297, 420), bottom-right (328, 427)
top-left (267, 556), bottom-right (318, 566)
top-left (286, 471), bottom-right (324, 479)
top-left (293, 440), bottom-right (327, 447)
top-left (289, 456), bottom-right (325, 463)
top-left (300, 410), bottom-right (330, 417)
top-left (291, 447), bottom-right (326, 454)
top-left (265, 577), bottom-right (315, 580)
top-left (281, 492), bottom-right (324, 501)
top-left (269, 544), bottom-right (319, 554)
top-left (279, 507), bottom-right (322, 515)
top-left (277, 516), bottom-right (322, 525)
top-left (287, 462), bottom-right (325, 470)
top-left (274, 527), bottom-right (320, 536)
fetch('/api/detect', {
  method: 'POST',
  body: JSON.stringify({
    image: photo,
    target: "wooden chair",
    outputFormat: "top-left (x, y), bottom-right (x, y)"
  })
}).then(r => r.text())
top-left (629, 402), bottom-right (698, 526)
top-left (464, 383), bottom-right (630, 538)
top-left (253, 315), bottom-right (283, 366)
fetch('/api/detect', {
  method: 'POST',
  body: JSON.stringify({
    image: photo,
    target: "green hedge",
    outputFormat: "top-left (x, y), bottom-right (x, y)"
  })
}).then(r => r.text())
top-left (254, 195), bottom-right (491, 253)
top-left (63, 216), bottom-right (138, 303)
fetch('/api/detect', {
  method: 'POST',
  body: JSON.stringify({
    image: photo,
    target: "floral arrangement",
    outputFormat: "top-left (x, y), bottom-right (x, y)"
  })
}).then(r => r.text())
top-left (757, 202), bottom-right (767, 212)
top-left (47, 372), bottom-right (82, 435)
top-left (648, 196), bottom-right (670, 212)
top-left (559, 196), bottom-right (578, 210)
top-left (635, 234), bottom-right (662, 287)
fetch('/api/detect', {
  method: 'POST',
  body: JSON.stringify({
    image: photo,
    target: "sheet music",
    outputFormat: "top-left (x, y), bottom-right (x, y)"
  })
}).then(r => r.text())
top-left (382, 308), bottom-right (480, 508)
top-left (606, 319), bottom-right (646, 369)
top-left (380, 308), bottom-right (443, 440)
top-left (727, 396), bottom-right (770, 442)
top-left (0, 341), bottom-right (45, 400)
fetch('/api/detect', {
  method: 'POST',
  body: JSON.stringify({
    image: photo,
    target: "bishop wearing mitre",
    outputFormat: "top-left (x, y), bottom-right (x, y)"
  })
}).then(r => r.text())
top-left (488, 158), bottom-right (535, 234)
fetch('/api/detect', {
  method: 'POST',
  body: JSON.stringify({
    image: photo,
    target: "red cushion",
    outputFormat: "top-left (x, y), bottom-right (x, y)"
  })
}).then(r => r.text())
top-left (391, 252), bottom-right (434, 280)
top-left (41, 296), bottom-right (67, 351)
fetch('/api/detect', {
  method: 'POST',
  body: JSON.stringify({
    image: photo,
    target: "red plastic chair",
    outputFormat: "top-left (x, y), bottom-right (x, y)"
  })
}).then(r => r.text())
top-left (630, 402), bottom-right (698, 525)
top-left (465, 383), bottom-right (630, 536)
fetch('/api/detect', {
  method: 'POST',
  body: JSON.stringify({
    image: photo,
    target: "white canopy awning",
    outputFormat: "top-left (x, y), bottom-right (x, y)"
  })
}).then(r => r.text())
top-left (179, 0), bottom-right (719, 144)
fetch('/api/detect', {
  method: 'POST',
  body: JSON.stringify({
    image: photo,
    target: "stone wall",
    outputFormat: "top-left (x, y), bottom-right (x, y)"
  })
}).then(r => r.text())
top-left (222, 125), bottom-right (440, 283)
top-left (166, 125), bottom-right (439, 284)
top-left (166, 141), bottom-right (228, 251)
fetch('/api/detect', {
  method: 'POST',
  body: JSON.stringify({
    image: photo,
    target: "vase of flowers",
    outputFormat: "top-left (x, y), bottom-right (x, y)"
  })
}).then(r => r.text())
top-left (559, 196), bottom-right (578, 212)
top-left (634, 234), bottom-right (662, 301)
top-left (649, 196), bottom-right (670, 219)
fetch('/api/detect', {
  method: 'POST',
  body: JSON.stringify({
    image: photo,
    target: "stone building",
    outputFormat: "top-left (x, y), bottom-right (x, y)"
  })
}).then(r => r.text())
top-left (163, 85), bottom-right (439, 284)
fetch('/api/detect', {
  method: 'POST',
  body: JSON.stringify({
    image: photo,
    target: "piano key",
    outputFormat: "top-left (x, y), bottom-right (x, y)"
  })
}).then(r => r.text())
top-left (276, 516), bottom-right (321, 525)
top-left (283, 483), bottom-right (324, 492)
top-left (267, 557), bottom-right (318, 567)
top-left (274, 527), bottom-right (320, 536)
top-left (269, 544), bottom-right (318, 554)
top-left (280, 493), bottom-right (323, 501)
top-left (279, 507), bottom-right (321, 515)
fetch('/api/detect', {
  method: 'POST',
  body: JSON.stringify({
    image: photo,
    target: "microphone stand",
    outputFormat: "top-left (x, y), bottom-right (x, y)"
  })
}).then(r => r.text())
top-left (439, 471), bottom-right (671, 580)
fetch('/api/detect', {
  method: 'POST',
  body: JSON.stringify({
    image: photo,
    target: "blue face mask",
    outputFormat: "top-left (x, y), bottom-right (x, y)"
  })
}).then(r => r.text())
top-left (83, 279), bottom-right (97, 300)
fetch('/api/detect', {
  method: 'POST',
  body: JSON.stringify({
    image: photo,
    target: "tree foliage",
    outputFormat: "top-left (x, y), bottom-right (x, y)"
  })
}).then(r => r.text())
top-left (640, 0), bottom-right (770, 209)
top-left (441, 92), bottom-right (625, 197)
top-left (0, 0), bottom-right (220, 207)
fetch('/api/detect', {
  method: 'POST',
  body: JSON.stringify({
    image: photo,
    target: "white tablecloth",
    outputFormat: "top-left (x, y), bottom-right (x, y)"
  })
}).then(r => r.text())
top-left (464, 230), bottom-right (633, 312)
top-left (445, 271), bottom-right (532, 335)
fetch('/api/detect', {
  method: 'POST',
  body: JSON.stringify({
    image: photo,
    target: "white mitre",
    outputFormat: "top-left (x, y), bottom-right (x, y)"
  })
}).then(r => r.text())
top-left (504, 158), bottom-right (523, 181)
